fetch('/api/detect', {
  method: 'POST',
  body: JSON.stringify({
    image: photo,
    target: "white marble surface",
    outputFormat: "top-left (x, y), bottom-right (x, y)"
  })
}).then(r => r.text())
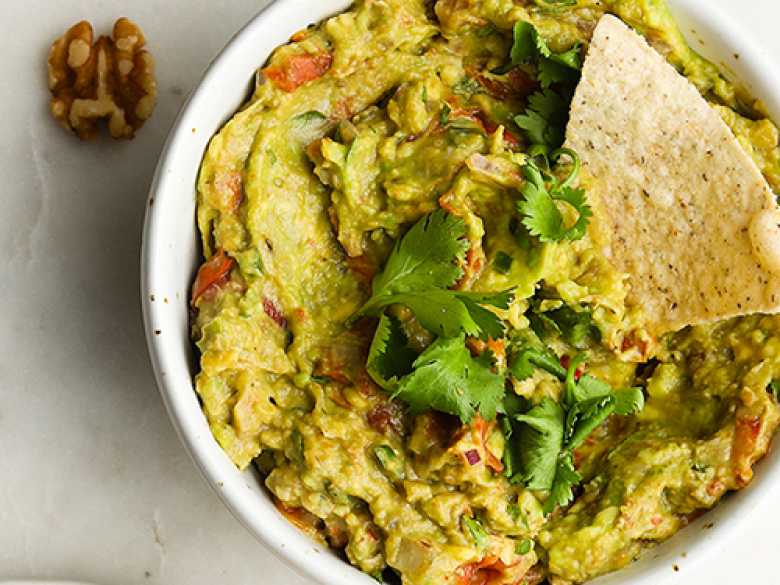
top-left (1, 1), bottom-right (778, 584)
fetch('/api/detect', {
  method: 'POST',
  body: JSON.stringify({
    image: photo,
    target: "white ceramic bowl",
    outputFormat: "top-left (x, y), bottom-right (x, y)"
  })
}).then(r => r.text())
top-left (141, 2), bottom-right (780, 584)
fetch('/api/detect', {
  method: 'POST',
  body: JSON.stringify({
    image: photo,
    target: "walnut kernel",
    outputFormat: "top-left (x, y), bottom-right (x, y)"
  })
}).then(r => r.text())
top-left (47, 18), bottom-right (157, 139)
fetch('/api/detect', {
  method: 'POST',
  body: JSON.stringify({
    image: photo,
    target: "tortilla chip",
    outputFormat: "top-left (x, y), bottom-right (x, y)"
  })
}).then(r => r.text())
top-left (565, 15), bottom-right (780, 336)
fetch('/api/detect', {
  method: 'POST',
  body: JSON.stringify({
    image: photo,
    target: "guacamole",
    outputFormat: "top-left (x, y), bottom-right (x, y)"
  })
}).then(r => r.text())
top-left (191, 1), bottom-right (780, 583)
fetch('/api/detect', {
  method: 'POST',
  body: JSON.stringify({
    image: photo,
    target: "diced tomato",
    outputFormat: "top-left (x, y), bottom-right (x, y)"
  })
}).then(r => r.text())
top-left (324, 516), bottom-right (348, 548)
top-left (263, 297), bottom-right (287, 328)
top-left (474, 69), bottom-right (536, 100)
top-left (346, 254), bottom-right (378, 286)
top-left (290, 29), bottom-right (309, 42)
top-left (620, 332), bottom-right (651, 357)
top-left (356, 369), bottom-right (381, 397)
top-left (423, 411), bottom-right (461, 447)
top-left (473, 416), bottom-right (504, 474)
top-left (457, 556), bottom-right (507, 585)
top-left (475, 75), bottom-right (514, 101)
top-left (191, 249), bottom-right (234, 304)
top-left (367, 400), bottom-right (405, 436)
top-left (263, 51), bottom-right (333, 92)
top-left (274, 499), bottom-right (322, 538)
top-left (502, 129), bottom-right (520, 149)
top-left (329, 387), bottom-right (352, 409)
top-left (732, 414), bottom-right (762, 486)
top-left (456, 247), bottom-right (485, 289)
top-left (486, 338), bottom-right (506, 368)
top-left (314, 363), bottom-right (351, 385)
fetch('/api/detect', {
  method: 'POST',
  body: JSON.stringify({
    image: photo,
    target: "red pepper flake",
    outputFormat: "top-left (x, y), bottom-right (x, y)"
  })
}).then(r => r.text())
top-left (464, 449), bottom-right (481, 466)
top-left (263, 297), bottom-right (287, 329)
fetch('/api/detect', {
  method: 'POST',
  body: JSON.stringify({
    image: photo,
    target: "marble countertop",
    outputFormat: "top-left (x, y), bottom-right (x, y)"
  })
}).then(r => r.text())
top-left (1, 1), bottom-right (778, 584)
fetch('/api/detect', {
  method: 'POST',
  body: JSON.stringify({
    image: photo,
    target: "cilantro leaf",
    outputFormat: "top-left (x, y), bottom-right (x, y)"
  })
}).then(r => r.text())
top-left (378, 289), bottom-right (510, 340)
top-left (510, 21), bottom-right (536, 65)
top-left (499, 20), bottom-right (581, 146)
top-left (517, 156), bottom-right (592, 243)
top-left (508, 350), bottom-right (646, 513)
top-left (550, 43), bottom-right (582, 69)
top-left (514, 398), bottom-right (564, 489)
top-left (514, 89), bottom-right (568, 149)
top-left (366, 314), bottom-right (417, 390)
top-left (553, 186), bottom-right (592, 240)
top-left (355, 210), bottom-right (513, 340)
top-left (520, 170), bottom-right (567, 241)
top-left (613, 386), bottom-right (646, 416)
top-left (546, 305), bottom-right (596, 348)
top-left (538, 58), bottom-right (578, 89)
top-left (509, 345), bottom-right (566, 381)
top-left (502, 20), bottom-right (581, 80)
top-left (565, 394), bottom-right (615, 449)
top-left (371, 210), bottom-right (468, 297)
top-left (392, 335), bottom-right (504, 423)
top-left (545, 452), bottom-right (581, 514)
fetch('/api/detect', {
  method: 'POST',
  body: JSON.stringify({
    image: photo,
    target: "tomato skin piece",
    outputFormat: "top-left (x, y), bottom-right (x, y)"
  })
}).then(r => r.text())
top-left (473, 416), bottom-right (504, 474)
top-left (262, 297), bottom-right (287, 329)
top-left (732, 414), bottom-right (762, 486)
top-left (191, 249), bottom-right (234, 304)
top-left (263, 52), bottom-right (333, 92)
top-left (457, 556), bottom-right (507, 585)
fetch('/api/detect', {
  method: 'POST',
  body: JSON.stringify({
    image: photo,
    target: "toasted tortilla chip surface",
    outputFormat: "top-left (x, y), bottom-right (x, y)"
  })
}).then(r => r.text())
top-left (566, 15), bottom-right (780, 336)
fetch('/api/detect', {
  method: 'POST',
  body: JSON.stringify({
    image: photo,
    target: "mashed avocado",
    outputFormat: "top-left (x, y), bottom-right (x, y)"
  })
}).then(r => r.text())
top-left (191, 1), bottom-right (780, 583)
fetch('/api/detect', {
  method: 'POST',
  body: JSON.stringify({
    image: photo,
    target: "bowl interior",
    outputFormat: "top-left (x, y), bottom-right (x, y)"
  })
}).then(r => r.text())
top-left (141, 2), bottom-right (780, 584)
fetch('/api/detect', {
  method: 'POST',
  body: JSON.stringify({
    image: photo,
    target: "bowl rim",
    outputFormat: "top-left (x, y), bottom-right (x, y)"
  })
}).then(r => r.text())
top-left (141, 1), bottom-right (780, 584)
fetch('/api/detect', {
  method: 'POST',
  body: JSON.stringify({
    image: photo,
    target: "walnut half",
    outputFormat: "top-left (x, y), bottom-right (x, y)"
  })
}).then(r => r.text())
top-left (47, 18), bottom-right (157, 139)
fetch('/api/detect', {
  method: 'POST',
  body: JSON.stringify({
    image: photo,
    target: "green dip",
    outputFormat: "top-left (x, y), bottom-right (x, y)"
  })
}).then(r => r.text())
top-left (191, 1), bottom-right (780, 583)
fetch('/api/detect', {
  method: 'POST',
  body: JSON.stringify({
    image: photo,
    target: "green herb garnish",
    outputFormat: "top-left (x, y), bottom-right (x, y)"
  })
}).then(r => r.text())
top-left (514, 90), bottom-right (569, 151)
top-left (463, 516), bottom-right (490, 549)
top-left (391, 334), bottom-right (504, 423)
top-left (508, 354), bottom-right (645, 513)
top-left (366, 314), bottom-right (417, 390)
top-left (374, 444), bottom-right (405, 481)
top-left (354, 210), bottom-right (513, 340)
top-left (500, 20), bottom-right (581, 149)
top-left (518, 149), bottom-right (592, 242)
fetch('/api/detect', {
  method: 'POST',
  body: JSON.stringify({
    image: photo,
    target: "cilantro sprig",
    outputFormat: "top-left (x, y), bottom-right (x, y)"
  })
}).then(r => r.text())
top-left (518, 149), bottom-right (592, 242)
top-left (500, 21), bottom-right (582, 150)
top-left (367, 321), bottom-right (505, 423)
top-left (354, 210), bottom-right (513, 340)
top-left (514, 90), bottom-right (569, 151)
top-left (528, 302), bottom-right (597, 349)
top-left (505, 349), bottom-right (645, 514)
